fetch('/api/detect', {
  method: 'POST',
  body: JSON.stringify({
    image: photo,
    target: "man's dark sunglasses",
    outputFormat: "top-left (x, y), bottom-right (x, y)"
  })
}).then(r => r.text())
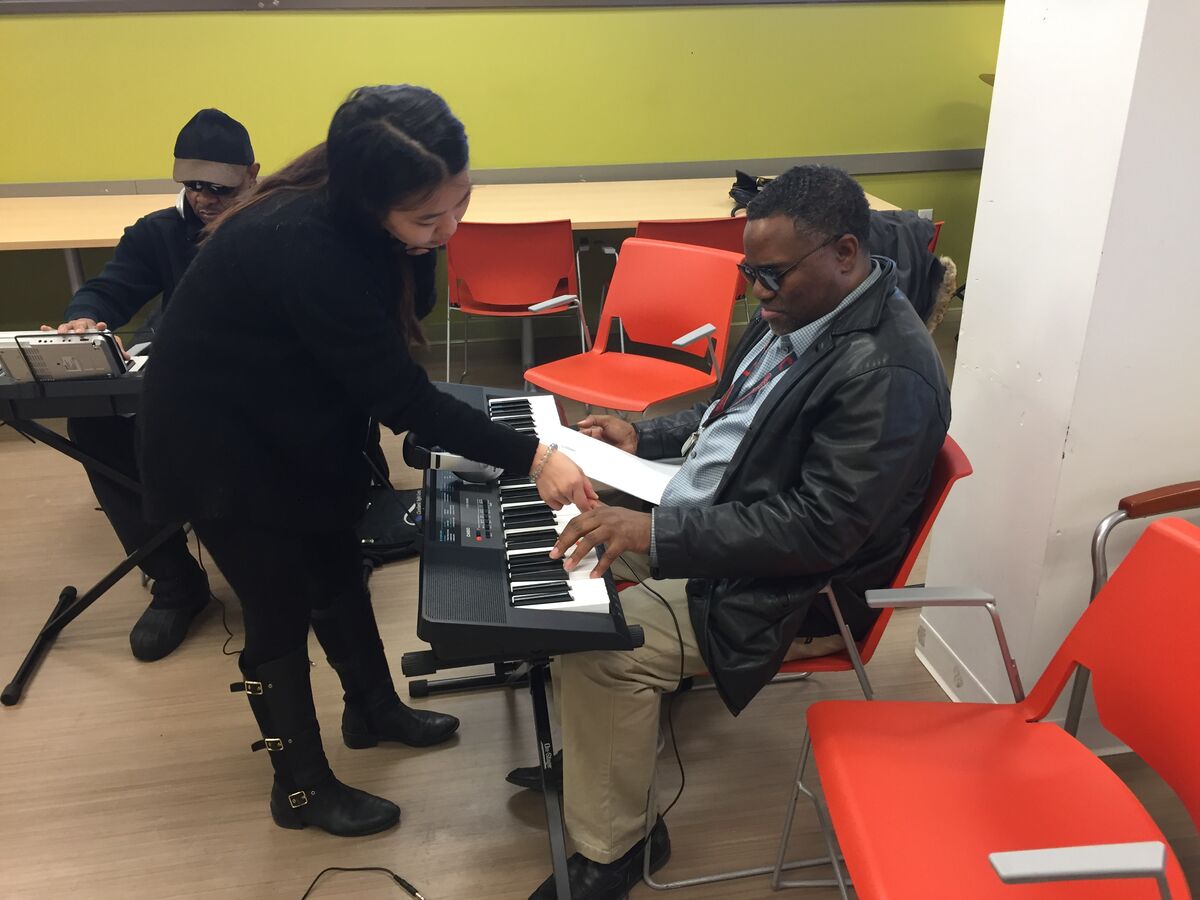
top-left (182, 180), bottom-right (237, 197)
top-left (737, 233), bottom-right (840, 293)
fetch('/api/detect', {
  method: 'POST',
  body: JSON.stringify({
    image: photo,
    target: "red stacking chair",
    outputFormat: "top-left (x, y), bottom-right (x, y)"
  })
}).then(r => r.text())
top-left (523, 238), bottom-right (742, 413)
top-left (640, 435), bottom-right (972, 891)
top-left (1063, 480), bottom-right (1200, 735)
top-left (929, 219), bottom-right (945, 252)
top-left (444, 220), bottom-right (589, 383)
top-left (634, 218), bottom-right (751, 323)
top-left (775, 433), bottom-right (972, 699)
top-left (773, 518), bottom-right (1200, 898)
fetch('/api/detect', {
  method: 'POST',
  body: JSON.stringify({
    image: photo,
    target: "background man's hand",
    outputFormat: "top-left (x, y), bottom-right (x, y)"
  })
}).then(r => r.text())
top-left (42, 318), bottom-right (102, 334)
top-left (550, 504), bottom-right (651, 578)
top-left (576, 414), bottom-right (638, 454)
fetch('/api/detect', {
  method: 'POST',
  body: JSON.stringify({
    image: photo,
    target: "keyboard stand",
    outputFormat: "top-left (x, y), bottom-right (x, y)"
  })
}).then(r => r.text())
top-left (403, 651), bottom-right (572, 900)
top-left (1, 415), bottom-right (184, 707)
top-left (406, 660), bottom-right (529, 698)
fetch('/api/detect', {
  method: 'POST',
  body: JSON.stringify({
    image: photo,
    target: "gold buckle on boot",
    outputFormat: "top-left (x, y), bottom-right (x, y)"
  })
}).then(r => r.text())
top-left (263, 738), bottom-right (284, 751)
top-left (243, 680), bottom-right (264, 695)
top-left (287, 790), bottom-right (308, 808)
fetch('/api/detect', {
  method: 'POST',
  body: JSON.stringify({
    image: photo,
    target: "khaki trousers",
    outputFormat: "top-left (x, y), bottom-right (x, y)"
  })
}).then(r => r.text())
top-left (556, 553), bottom-right (706, 864)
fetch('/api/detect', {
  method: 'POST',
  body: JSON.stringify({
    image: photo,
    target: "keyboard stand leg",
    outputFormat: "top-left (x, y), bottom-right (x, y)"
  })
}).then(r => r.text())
top-left (2, 521), bottom-right (184, 707)
top-left (407, 661), bottom-right (529, 698)
top-left (530, 661), bottom-right (572, 900)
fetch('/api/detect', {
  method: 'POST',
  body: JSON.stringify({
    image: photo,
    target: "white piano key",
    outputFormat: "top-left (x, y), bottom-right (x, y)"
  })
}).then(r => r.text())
top-left (510, 576), bottom-right (612, 614)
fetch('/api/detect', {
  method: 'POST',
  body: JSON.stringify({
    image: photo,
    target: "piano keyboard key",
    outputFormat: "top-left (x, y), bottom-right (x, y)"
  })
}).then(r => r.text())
top-left (484, 393), bottom-right (612, 614)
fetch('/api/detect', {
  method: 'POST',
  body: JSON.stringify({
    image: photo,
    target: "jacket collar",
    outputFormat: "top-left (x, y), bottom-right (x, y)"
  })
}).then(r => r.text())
top-left (710, 257), bottom-right (900, 501)
top-left (827, 256), bottom-right (899, 337)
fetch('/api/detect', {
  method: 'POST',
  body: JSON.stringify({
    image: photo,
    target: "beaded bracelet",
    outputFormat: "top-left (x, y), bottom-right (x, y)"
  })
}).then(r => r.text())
top-left (531, 443), bottom-right (558, 482)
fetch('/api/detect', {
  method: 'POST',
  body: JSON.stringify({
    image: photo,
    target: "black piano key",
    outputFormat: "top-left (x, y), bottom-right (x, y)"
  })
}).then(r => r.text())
top-left (512, 590), bottom-right (574, 607)
top-left (509, 559), bottom-right (567, 578)
top-left (511, 581), bottom-right (567, 596)
top-left (501, 490), bottom-right (542, 504)
top-left (512, 573), bottom-right (569, 586)
top-left (503, 511), bottom-right (556, 526)
top-left (507, 536), bottom-right (561, 551)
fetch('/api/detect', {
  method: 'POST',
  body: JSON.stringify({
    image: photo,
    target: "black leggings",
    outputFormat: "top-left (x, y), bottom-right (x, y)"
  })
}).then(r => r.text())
top-left (68, 415), bottom-right (199, 589)
top-left (193, 519), bottom-right (363, 668)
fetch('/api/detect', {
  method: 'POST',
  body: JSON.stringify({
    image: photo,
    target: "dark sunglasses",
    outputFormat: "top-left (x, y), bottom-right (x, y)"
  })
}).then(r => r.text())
top-left (182, 181), bottom-right (237, 197)
top-left (738, 233), bottom-right (840, 293)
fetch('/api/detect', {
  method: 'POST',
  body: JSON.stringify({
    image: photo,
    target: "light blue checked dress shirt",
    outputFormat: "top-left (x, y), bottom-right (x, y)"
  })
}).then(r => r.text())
top-left (650, 261), bottom-right (881, 563)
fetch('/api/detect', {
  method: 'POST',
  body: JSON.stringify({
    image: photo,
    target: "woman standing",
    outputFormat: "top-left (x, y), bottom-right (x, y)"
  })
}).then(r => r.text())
top-left (139, 85), bottom-right (594, 836)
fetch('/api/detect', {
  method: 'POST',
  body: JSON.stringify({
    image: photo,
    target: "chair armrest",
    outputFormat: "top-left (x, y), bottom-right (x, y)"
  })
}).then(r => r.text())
top-left (865, 586), bottom-right (994, 608)
top-left (578, 238), bottom-right (619, 258)
top-left (529, 294), bottom-right (579, 312)
top-left (867, 586), bottom-right (1024, 703)
top-left (990, 842), bottom-right (1170, 898)
top-left (1119, 481), bottom-right (1200, 519)
top-left (672, 323), bottom-right (716, 348)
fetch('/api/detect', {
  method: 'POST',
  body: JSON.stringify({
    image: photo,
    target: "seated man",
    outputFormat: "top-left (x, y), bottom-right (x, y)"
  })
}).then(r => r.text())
top-left (517, 165), bottom-right (951, 900)
top-left (43, 108), bottom-right (258, 661)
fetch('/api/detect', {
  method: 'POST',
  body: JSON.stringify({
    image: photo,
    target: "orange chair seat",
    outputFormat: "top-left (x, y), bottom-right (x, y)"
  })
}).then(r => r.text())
top-left (452, 299), bottom-right (574, 318)
top-left (808, 699), bottom-right (1189, 899)
top-left (526, 353), bottom-right (716, 412)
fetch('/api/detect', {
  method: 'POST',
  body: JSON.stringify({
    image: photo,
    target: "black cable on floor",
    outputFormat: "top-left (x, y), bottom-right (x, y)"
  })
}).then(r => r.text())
top-left (299, 866), bottom-right (425, 900)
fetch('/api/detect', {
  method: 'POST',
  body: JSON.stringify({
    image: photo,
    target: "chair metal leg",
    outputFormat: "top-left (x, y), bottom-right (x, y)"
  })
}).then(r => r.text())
top-left (445, 304), bottom-right (452, 382)
top-left (738, 293), bottom-right (751, 325)
top-left (460, 315), bottom-right (470, 383)
top-left (642, 725), bottom-right (842, 891)
top-left (773, 731), bottom-right (851, 896)
top-left (825, 586), bottom-right (873, 700)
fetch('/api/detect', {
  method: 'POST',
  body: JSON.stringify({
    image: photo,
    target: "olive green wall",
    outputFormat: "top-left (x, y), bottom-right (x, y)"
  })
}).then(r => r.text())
top-left (0, 2), bottom-right (1001, 331)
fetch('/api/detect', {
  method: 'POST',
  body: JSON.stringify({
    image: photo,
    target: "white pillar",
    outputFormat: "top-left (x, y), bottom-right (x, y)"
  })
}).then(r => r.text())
top-left (920, 0), bottom-right (1200, 749)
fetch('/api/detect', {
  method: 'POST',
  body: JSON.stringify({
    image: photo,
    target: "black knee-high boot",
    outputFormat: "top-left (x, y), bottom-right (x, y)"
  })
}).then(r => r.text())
top-left (311, 591), bottom-right (459, 749)
top-left (231, 647), bottom-right (400, 836)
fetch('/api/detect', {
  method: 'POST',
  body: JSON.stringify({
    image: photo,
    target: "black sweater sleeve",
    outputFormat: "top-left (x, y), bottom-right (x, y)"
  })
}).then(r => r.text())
top-left (64, 217), bottom-right (165, 329)
top-left (266, 220), bottom-right (539, 474)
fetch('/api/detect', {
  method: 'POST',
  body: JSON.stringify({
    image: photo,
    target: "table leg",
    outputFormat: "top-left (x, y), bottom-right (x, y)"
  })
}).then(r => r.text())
top-left (64, 248), bottom-right (85, 295)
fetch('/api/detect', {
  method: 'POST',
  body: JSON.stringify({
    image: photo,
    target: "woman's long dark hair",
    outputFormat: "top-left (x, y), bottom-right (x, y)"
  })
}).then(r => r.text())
top-left (208, 85), bottom-right (469, 343)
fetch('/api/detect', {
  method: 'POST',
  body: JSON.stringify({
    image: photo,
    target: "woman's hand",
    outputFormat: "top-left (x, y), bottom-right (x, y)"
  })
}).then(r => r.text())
top-left (532, 444), bottom-right (598, 512)
top-left (576, 414), bottom-right (638, 454)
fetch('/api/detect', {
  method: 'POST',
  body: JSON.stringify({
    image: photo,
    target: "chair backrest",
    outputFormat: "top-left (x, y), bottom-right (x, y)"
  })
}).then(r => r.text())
top-left (634, 217), bottom-right (747, 256)
top-left (928, 220), bottom-right (945, 253)
top-left (592, 237), bottom-right (743, 362)
top-left (855, 434), bottom-right (973, 663)
top-left (447, 220), bottom-right (577, 309)
top-left (1024, 517), bottom-right (1200, 829)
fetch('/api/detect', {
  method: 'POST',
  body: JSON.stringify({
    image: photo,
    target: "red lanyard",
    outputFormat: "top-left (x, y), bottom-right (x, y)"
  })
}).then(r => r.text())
top-left (704, 339), bottom-right (796, 427)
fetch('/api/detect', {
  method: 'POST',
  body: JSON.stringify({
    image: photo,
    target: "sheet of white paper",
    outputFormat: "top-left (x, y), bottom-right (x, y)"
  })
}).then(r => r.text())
top-left (541, 423), bottom-right (681, 505)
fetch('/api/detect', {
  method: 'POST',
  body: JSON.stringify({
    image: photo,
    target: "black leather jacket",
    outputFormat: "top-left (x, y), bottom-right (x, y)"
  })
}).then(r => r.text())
top-left (635, 258), bottom-right (950, 714)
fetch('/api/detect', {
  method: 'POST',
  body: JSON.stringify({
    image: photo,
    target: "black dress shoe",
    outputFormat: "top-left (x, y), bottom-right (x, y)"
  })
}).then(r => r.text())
top-left (343, 696), bottom-right (460, 749)
top-left (506, 750), bottom-right (562, 792)
top-left (529, 816), bottom-right (671, 900)
top-left (269, 775), bottom-right (400, 837)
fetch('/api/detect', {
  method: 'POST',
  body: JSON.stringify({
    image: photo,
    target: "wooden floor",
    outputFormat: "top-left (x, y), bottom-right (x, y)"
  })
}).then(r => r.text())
top-left (2, 336), bottom-right (1196, 899)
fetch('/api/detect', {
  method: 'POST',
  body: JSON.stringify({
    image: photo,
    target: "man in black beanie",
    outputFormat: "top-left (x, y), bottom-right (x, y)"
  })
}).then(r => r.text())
top-left (43, 108), bottom-right (258, 661)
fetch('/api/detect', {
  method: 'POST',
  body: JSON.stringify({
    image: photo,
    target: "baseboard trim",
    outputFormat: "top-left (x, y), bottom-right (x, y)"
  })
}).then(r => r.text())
top-left (914, 613), bottom-right (998, 704)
